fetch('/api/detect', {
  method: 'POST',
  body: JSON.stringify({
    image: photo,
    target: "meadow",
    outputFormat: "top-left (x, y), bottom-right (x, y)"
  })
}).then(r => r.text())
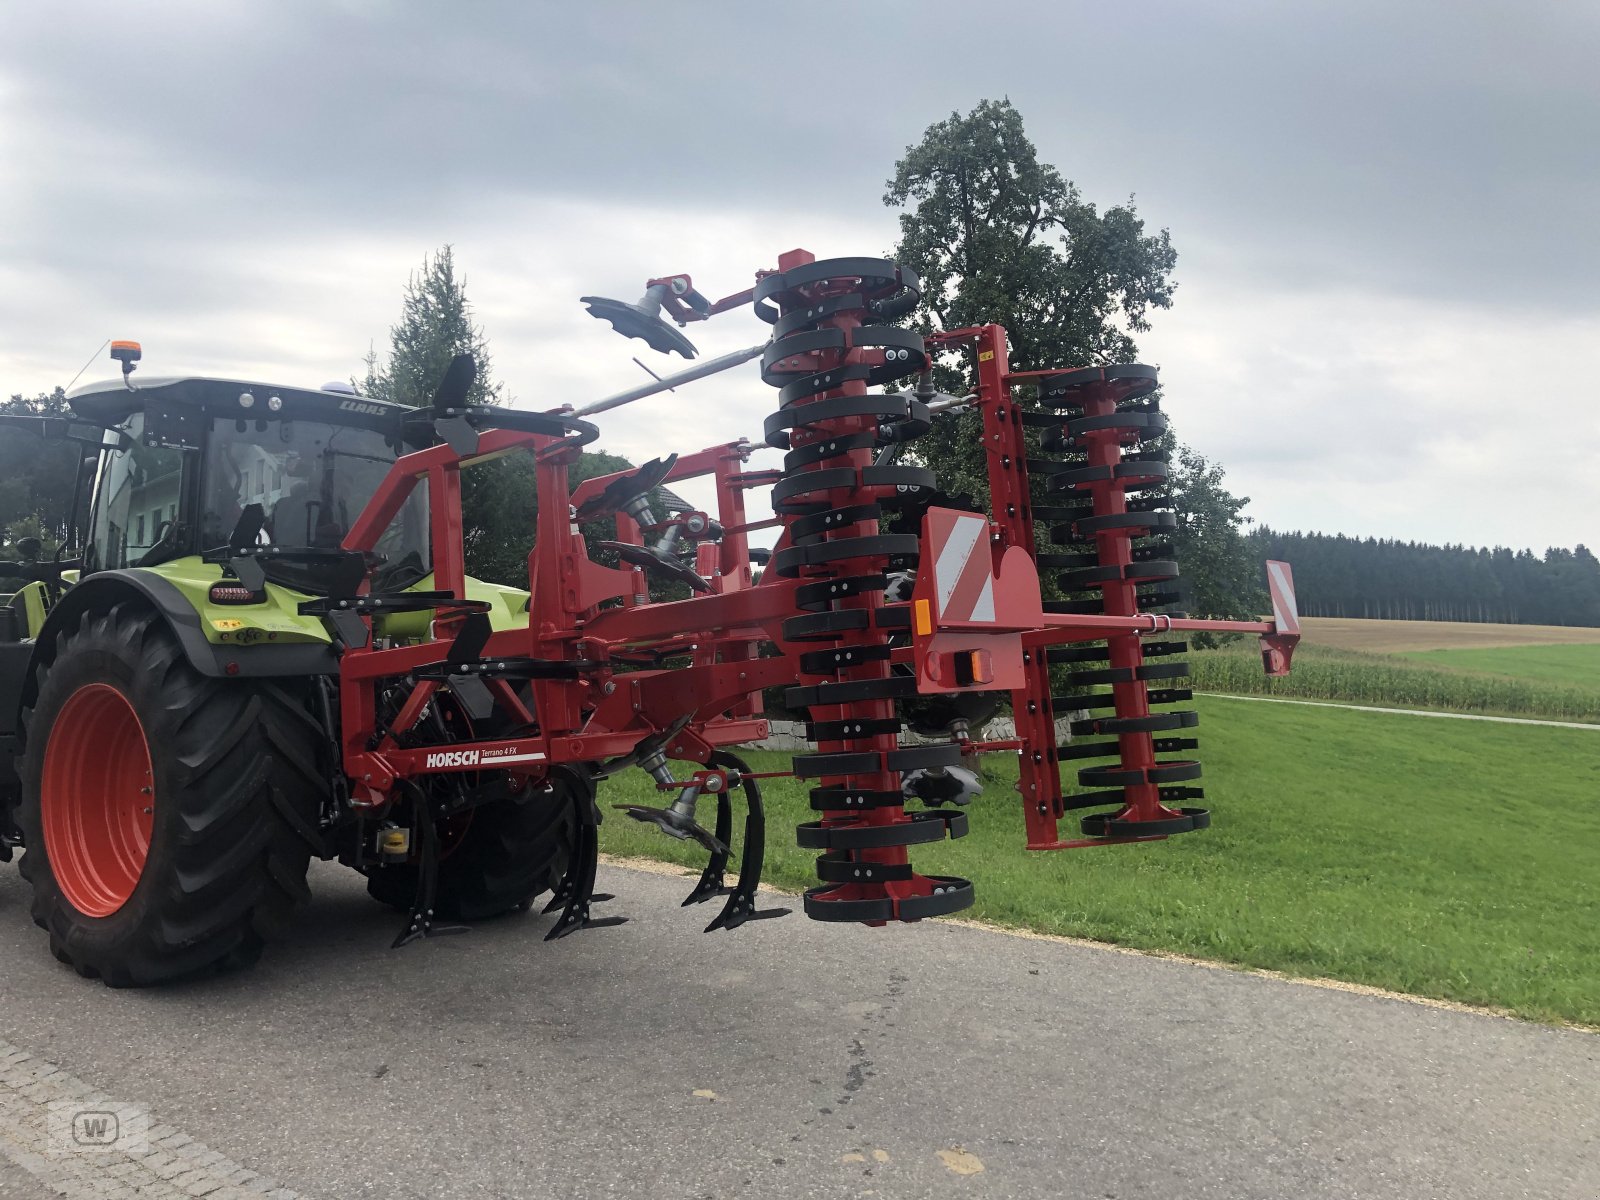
top-left (599, 696), bottom-right (1600, 1026)
top-left (600, 617), bottom-right (1600, 1025)
top-left (1403, 642), bottom-right (1600, 690)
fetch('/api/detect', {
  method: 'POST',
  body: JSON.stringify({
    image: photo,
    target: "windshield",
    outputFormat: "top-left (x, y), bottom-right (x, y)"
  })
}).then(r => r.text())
top-left (201, 417), bottom-right (429, 583)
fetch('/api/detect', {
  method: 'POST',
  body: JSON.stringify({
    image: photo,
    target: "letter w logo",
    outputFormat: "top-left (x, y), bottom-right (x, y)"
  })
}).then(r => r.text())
top-left (73, 1113), bottom-right (118, 1144)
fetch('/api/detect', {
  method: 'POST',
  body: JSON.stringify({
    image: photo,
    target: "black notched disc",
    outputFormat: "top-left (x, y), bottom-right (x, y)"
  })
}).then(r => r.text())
top-left (580, 295), bottom-right (698, 359)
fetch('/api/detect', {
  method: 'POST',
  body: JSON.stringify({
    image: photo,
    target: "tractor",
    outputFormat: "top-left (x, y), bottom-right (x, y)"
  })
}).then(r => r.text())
top-left (0, 251), bottom-right (1299, 986)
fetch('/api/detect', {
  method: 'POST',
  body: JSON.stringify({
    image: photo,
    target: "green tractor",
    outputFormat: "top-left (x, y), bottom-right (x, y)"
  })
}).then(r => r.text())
top-left (0, 345), bottom-right (572, 985)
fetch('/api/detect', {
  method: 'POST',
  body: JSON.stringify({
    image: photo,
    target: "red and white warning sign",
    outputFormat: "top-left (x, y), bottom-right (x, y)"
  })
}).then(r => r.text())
top-left (1266, 560), bottom-right (1300, 635)
top-left (929, 510), bottom-right (996, 624)
top-left (912, 508), bottom-right (1037, 692)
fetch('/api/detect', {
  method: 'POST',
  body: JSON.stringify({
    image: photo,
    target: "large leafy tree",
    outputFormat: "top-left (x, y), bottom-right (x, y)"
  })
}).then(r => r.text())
top-left (886, 98), bottom-right (1261, 618)
top-left (362, 246), bottom-right (630, 586)
top-left (887, 98), bottom-right (1176, 378)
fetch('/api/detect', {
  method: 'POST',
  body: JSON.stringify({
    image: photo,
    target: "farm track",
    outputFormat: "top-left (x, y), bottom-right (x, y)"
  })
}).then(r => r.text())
top-left (1300, 615), bottom-right (1600, 652)
top-left (1198, 691), bottom-right (1600, 729)
top-left (0, 860), bottom-right (1594, 1199)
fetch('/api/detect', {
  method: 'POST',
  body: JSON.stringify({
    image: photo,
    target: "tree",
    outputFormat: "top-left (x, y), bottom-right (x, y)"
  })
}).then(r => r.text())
top-left (1168, 444), bottom-right (1266, 627)
top-left (362, 246), bottom-right (632, 586)
top-left (887, 99), bottom-right (1176, 379)
top-left (1245, 528), bottom-right (1600, 627)
top-left (361, 246), bottom-right (501, 409)
top-left (885, 98), bottom-right (1260, 618)
top-left (0, 387), bottom-right (82, 558)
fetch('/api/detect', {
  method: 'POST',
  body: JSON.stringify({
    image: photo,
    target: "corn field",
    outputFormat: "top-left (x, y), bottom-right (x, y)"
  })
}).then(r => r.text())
top-left (1187, 644), bottom-right (1600, 722)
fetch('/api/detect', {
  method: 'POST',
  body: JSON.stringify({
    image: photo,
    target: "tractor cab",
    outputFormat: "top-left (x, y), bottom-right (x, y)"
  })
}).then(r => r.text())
top-left (67, 376), bottom-right (431, 594)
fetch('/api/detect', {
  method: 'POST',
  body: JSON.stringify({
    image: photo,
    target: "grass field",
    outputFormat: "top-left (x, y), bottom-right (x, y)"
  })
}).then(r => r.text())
top-left (598, 697), bottom-right (1600, 1026)
top-left (1300, 616), bottom-right (1600, 653)
top-left (1405, 643), bottom-right (1600, 689)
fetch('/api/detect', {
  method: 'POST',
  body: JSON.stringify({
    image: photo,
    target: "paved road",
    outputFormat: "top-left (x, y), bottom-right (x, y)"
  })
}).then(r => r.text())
top-left (0, 860), bottom-right (1595, 1199)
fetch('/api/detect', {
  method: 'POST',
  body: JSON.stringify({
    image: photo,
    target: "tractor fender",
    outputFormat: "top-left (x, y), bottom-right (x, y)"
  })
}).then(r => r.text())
top-left (20, 571), bottom-right (337, 715)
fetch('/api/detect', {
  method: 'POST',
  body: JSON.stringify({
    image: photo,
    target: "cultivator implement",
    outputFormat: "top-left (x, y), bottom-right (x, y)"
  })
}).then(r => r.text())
top-left (317, 250), bottom-right (1299, 942)
top-left (1, 248), bottom-right (1301, 986)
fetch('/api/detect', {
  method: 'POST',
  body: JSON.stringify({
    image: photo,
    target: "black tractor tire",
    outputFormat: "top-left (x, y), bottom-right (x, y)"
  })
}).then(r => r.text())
top-left (364, 786), bottom-right (574, 921)
top-left (17, 603), bottom-right (328, 986)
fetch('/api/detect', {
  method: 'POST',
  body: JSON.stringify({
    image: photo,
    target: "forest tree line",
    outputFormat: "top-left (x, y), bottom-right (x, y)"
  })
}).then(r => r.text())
top-left (1248, 529), bottom-right (1600, 627)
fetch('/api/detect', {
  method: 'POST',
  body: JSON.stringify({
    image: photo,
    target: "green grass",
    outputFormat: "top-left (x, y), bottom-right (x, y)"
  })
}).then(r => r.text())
top-left (1405, 643), bottom-right (1600, 690)
top-left (600, 698), bottom-right (1600, 1026)
top-left (1188, 643), bottom-right (1600, 722)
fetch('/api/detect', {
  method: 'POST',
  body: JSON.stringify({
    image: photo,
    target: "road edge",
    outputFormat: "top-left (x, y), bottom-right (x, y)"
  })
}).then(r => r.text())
top-left (598, 852), bottom-right (1599, 1035)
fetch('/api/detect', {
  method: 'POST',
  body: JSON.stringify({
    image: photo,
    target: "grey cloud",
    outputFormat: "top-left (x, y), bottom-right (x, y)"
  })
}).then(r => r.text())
top-left (6, 3), bottom-right (1597, 309)
top-left (3, 2), bottom-right (1597, 554)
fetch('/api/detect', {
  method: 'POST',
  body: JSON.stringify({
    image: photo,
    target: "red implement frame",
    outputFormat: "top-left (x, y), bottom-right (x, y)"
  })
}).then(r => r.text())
top-left (320, 262), bottom-right (1299, 930)
top-left (336, 429), bottom-right (801, 807)
top-left (914, 325), bottom-right (1298, 850)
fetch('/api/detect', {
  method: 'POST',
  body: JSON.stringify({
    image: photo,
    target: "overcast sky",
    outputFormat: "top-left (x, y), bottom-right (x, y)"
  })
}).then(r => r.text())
top-left (3, 2), bottom-right (1595, 553)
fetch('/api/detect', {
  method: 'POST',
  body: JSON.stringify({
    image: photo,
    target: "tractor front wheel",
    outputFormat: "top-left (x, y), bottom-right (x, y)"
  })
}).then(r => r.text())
top-left (18, 604), bottom-right (327, 986)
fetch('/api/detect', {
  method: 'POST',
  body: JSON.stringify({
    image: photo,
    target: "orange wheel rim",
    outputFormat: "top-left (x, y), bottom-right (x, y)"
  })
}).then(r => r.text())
top-left (40, 683), bottom-right (154, 917)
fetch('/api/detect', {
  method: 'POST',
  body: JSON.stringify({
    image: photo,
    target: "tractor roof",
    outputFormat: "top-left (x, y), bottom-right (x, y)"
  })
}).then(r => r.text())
top-left (67, 376), bottom-right (412, 428)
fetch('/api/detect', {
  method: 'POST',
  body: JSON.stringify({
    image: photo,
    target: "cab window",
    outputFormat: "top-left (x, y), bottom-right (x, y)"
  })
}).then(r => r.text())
top-left (86, 414), bottom-right (188, 571)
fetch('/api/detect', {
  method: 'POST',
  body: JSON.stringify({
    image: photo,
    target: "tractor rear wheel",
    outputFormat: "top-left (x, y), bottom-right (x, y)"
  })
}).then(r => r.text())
top-left (364, 783), bottom-right (574, 921)
top-left (17, 604), bottom-right (327, 986)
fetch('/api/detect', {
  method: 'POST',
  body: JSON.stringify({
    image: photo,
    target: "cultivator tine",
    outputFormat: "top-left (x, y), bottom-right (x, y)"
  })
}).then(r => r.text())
top-left (544, 769), bottom-right (627, 941)
top-left (540, 873), bottom-right (614, 915)
top-left (391, 783), bottom-right (470, 949)
top-left (703, 752), bottom-right (789, 932)
top-left (680, 784), bottom-right (736, 907)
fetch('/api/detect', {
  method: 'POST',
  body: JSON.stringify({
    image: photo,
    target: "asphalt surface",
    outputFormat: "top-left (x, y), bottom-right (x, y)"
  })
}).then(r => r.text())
top-left (1, 859), bottom-right (1596, 1199)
